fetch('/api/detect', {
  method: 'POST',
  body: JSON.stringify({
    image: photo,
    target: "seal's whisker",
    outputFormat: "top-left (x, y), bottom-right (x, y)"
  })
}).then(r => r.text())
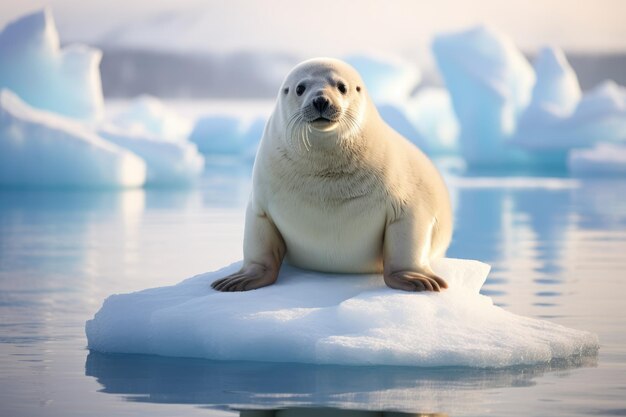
top-left (305, 124), bottom-right (313, 149)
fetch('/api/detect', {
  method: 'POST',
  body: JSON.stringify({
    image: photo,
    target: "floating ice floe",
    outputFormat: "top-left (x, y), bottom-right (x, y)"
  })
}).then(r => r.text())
top-left (86, 258), bottom-right (598, 368)
top-left (433, 25), bottom-right (535, 166)
top-left (0, 8), bottom-right (103, 122)
top-left (344, 54), bottom-right (421, 103)
top-left (98, 125), bottom-right (204, 186)
top-left (0, 90), bottom-right (145, 188)
top-left (569, 143), bottom-right (626, 176)
top-left (109, 95), bottom-right (193, 140)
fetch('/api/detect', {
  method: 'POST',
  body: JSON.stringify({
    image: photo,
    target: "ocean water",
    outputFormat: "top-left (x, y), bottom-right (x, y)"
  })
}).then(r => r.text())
top-left (1, 164), bottom-right (625, 416)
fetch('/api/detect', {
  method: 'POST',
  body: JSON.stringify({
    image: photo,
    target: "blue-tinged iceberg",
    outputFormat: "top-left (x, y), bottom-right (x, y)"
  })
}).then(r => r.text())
top-left (189, 115), bottom-right (264, 159)
top-left (0, 8), bottom-right (103, 121)
top-left (98, 125), bottom-right (204, 186)
top-left (86, 258), bottom-right (598, 368)
top-left (569, 143), bottom-right (626, 176)
top-left (405, 88), bottom-right (459, 155)
top-left (433, 26), bottom-right (535, 166)
top-left (0, 90), bottom-right (145, 188)
top-left (344, 54), bottom-right (421, 103)
top-left (109, 95), bottom-right (193, 140)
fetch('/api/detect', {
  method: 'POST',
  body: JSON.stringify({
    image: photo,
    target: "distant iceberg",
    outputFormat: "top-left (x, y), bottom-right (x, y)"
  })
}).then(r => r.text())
top-left (344, 54), bottom-right (421, 103)
top-left (109, 95), bottom-right (193, 140)
top-left (99, 125), bottom-right (204, 186)
top-left (0, 8), bottom-right (103, 122)
top-left (569, 143), bottom-right (626, 176)
top-left (0, 90), bottom-right (145, 188)
top-left (433, 25), bottom-right (535, 167)
top-left (405, 88), bottom-right (459, 155)
top-left (377, 104), bottom-right (429, 151)
top-left (189, 115), bottom-right (264, 159)
top-left (86, 258), bottom-right (598, 368)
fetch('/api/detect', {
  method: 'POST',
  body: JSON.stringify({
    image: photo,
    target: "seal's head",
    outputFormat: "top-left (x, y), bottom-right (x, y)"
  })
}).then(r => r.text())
top-left (277, 58), bottom-right (368, 151)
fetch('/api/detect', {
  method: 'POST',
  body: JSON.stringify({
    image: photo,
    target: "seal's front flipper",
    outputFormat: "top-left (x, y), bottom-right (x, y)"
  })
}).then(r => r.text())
top-left (212, 202), bottom-right (285, 292)
top-left (211, 263), bottom-right (279, 292)
top-left (383, 270), bottom-right (447, 292)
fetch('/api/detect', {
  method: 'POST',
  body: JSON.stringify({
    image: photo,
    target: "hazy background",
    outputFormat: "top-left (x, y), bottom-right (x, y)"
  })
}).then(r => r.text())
top-left (2, 0), bottom-right (626, 98)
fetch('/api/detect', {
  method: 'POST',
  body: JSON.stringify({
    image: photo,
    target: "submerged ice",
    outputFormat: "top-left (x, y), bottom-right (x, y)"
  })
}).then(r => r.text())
top-left (86, 258), bottom-right (598, 368)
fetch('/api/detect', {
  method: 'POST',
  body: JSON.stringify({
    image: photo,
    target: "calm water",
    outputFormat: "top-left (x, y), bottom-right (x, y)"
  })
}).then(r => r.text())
top-left (1, 166), bottom-right (625, 417)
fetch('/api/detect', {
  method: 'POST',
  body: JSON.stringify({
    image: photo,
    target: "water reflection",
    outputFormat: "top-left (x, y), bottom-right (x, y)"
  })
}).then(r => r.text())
top-left (238, 409), bottom-right (444, 417)
top-left (85, 351), bottom-right (596, 415)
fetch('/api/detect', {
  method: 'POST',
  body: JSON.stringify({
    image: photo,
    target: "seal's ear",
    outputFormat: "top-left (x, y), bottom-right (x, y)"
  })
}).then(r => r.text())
top-left (356, 86), bottom-right (361, 92)
top-left (283, 87), bottom-right (289, 95)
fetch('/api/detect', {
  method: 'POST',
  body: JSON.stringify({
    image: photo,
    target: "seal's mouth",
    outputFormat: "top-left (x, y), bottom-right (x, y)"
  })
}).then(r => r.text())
top-left (309, 116), bottom-right (339, 131)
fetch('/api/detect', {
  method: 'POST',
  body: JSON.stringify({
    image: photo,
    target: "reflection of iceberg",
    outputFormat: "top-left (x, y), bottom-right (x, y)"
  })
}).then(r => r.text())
top-left (86, 258), bottom-right (597, 368)
top-left (0, 90), bottom-right (145, 188)
top-left (0, 8), bottom-right (103, 121)
top-left (85, 350), bottom-right (595, 414)
top-left (433, 26), bottom-right (534, 167)
top-left (344, 54), bottom-right (421, 103)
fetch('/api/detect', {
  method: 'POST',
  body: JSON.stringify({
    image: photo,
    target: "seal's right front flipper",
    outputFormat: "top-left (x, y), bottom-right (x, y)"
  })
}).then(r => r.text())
top-left (211, 202), bottom-right (285, 292)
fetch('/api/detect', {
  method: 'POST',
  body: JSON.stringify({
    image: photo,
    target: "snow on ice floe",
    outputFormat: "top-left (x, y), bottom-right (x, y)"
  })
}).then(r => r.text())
top-left (344, 54), bottom-right (421, 103)
top-left (0, 90), bottom-right (145, 188)
top-left (0, 8), bottom-right (103, 122)
top-left (86, 258), bottom-right (598, 368)
top-left (569, 143), bottom-right (626, 176)
top-left (433, 25), bottom-right (535, 166)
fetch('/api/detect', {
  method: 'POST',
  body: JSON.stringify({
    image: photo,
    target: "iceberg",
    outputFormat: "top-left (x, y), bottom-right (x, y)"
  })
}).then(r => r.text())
top-left (86, 258), bottom-right (598, 368)
top-left (0, 90), bottom-right (145, 188)
top-left (566, 81), bottom-right (626, 144)
top-left (405, 88), bottom-right (459, 155)
top-left (109, 95), bottom-right (193, 140)
top-left (432, 26), bottom-right (535, 166)
top-left (377, 104), bottom-right (429, 151)
top-left (344, 54), bottom-right (421, 103)
top-left (0, 8), bottom-right (103, 122)
top-left (98, 125), bottom-right (204, 186)
top-left (189, 115), bottom-right (263, 157)
top-left (569, 143), bottom-right (626, 176)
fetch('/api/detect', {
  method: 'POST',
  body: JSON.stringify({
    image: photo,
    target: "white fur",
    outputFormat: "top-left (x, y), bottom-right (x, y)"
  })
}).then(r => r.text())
top-left (246, 58), bottom-right (452, 276)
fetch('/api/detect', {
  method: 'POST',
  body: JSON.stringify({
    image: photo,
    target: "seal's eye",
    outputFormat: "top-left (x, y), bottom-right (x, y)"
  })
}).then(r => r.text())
top-left (356, 86), bottom-right (361, 92)
top-left (337, 82), bottom-right (347, 94)
top-left (296, 84), bottom-right (306, 96)
top-left (283, 87), bottom-right (289, 94)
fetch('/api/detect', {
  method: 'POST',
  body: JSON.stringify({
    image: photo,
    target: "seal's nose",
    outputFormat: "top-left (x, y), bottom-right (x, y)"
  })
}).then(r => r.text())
top-left (312, 96), bottom-right (330, 114)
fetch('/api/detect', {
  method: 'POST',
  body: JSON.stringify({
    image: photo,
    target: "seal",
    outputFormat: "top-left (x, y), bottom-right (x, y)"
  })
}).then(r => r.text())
top-left (212, 58), bottom-right (452, 292)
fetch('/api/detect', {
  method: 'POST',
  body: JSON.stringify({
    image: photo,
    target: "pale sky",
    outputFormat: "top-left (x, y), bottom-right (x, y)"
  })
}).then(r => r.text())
top-left (2, 0), bottom-right (626, 60)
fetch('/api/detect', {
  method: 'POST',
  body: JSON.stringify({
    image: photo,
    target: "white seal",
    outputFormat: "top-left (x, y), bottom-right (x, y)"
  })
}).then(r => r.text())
top-left (212, 58), bottom-right (452, 292)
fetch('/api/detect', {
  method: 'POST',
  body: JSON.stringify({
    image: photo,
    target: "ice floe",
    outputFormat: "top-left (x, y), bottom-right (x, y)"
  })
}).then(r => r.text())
top-left (86, 258), bottom-right (598, 368)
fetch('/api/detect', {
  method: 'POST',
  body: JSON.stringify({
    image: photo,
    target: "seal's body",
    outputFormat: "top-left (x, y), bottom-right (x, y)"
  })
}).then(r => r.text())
top-left (212, 58), bottom-right (452, 292)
